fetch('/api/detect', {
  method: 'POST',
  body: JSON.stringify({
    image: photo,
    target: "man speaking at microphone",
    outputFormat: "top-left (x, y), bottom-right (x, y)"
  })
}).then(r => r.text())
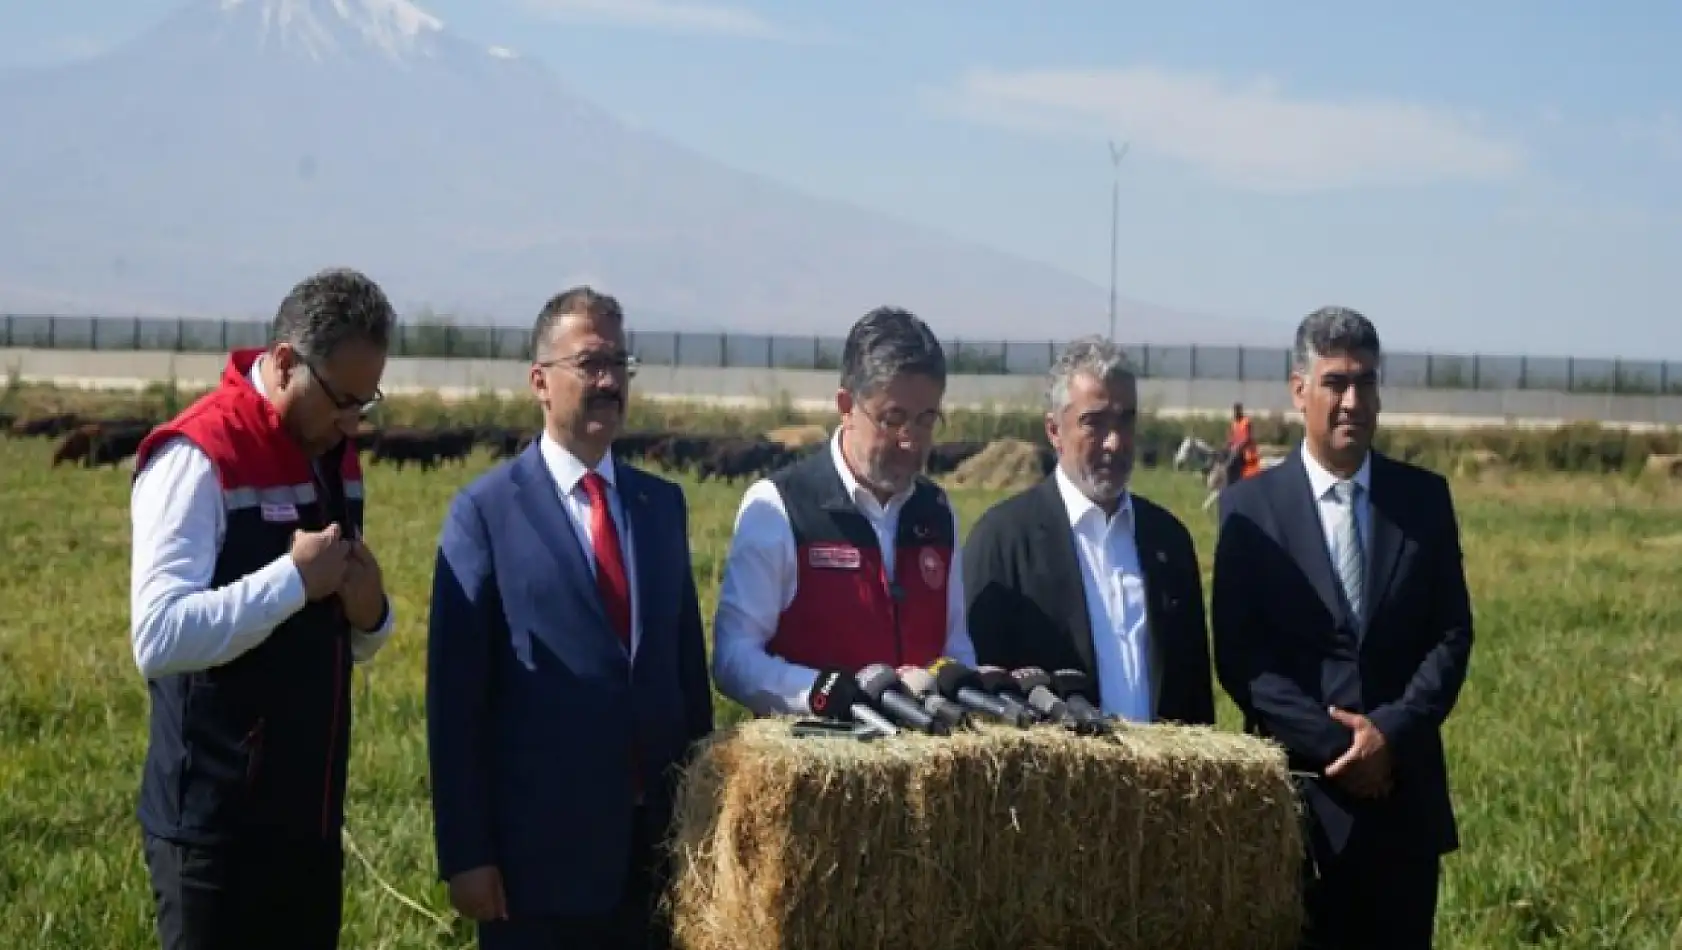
top-left (962, 336), bottom-right (1215, 727)
top-left (711, 306), bottom-right (977, 717)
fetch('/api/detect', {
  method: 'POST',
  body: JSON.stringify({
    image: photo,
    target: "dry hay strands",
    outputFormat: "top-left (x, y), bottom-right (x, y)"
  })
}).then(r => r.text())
top-left (666, 718), bottom-right (1304, 950)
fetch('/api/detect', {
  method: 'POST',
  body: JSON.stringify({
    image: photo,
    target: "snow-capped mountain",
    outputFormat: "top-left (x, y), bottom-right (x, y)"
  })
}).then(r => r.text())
top-left (0, 0), bottom-right (1271, 342)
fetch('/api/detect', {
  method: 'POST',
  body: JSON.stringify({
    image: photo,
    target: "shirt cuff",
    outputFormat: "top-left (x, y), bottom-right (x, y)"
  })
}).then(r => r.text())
top-left (270, 554), bottom-right (311, 619)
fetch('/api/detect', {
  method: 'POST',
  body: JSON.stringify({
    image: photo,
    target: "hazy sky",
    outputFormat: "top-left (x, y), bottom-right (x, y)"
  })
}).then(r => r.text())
top-left (2, 0), bottom-right (1679, 358)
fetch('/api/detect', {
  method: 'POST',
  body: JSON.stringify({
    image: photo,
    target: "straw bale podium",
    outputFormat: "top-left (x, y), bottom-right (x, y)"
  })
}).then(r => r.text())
top-left (666, 717), bottom-right (1304, 950)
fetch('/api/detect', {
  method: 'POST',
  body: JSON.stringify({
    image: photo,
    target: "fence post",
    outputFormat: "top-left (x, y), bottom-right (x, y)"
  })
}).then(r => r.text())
top-left (1518, 356), bottom-right (1528, 389)
top-left (1472, 355), bottom-right (1480, 390)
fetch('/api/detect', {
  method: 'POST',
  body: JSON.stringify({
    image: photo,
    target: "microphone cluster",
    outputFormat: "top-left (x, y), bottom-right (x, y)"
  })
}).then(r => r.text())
top-left (796, 658), bottom-right (1116, 741)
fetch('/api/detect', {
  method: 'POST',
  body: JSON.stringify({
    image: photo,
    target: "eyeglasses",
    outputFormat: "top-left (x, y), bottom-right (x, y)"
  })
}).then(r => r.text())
top-left (537, 351), bottom-right (640, 380)
top-left (858, 403), bottom-right (945, 437)
top-left (304, 358), bottom-right (383, 416)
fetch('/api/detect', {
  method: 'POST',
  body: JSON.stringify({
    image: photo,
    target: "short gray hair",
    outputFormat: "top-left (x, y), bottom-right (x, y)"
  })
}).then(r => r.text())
top-left (1293, 306), bottom-right (1382, 374)
top-left (271, 267), bottom-right (395, 361)
top-left (1047, 335), bottom-right (1135, 414)
top-left (839, 306), bottom-right (947, 398)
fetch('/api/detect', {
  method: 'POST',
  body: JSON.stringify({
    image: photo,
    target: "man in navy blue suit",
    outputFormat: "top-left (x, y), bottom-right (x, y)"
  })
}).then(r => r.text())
top-left (425, 287), bottom-right (714, 950)
top-left (1212, 306), bottom-right (1474, 950)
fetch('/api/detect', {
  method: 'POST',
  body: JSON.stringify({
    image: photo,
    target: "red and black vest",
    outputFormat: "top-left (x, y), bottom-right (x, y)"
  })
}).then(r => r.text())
top-left (765, 448), bottom-right (954, 675)
top-left (133, 348), bottom-right (365, 846)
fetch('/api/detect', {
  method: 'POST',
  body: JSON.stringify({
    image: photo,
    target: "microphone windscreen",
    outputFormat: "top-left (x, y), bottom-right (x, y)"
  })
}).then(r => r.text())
top-left (898, 667), bottom-right (938, 697)
top-left (1051, 668), bottom-right (1097, 702)
top-left (1011, 667), bottom-right (1053, 693)
top-left (933, 661), bottom-right (983, 697)
top-left (809, 668), bottom-right (863, 718)
top-left (854, 663), bottom-right (904, 703)
top-left (977, 667), bottom-right (1022, 697)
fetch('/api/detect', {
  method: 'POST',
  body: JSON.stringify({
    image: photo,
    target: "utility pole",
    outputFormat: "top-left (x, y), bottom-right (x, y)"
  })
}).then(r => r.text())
top-left (1107, 140), bottom-right (1128, 341)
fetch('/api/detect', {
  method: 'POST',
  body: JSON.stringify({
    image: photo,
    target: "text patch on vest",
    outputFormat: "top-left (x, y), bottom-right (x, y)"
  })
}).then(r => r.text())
top-left (808, 543), bottom-right (861, 570)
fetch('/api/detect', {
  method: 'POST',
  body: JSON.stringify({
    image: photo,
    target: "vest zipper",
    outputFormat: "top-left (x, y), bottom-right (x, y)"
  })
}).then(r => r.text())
top-left (321, 634), bottom-right (344, 838)
top-left (882, 562), bottom-right (903, 667)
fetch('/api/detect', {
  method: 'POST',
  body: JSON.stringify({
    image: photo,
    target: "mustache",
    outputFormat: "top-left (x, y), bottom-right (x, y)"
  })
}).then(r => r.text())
top-left (586, 390), bottom-right (624, 408)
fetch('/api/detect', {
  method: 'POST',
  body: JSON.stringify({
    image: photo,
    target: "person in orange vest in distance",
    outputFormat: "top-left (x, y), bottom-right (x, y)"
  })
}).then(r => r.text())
top-left (1227, 402), bottom-right (1262, 482)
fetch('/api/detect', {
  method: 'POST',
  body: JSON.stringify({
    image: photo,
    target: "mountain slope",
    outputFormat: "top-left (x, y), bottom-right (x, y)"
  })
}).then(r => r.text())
top-left (0, 0), bottom-right (1274, 344)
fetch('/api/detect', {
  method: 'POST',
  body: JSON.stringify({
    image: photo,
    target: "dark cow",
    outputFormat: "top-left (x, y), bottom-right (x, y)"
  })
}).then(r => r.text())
top-left (11, 412), bottom-right (82, 439)
top-left (696, 439), bottom-right (792, 485)
top-left (50, 420), bottom-right (152, 468)
top-left (646, 434), bottom-right (726, 474)
top-left (366, 427), bottom-right (446, 470)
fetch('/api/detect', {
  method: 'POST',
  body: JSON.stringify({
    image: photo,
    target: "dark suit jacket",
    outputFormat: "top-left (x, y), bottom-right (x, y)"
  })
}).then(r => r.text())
top-left (1211, 448), bottom-right (1473, 861)
top-left (962, 475), bottom-right (1216, 726)
top-left (425, 442), bottom-right (714, 918)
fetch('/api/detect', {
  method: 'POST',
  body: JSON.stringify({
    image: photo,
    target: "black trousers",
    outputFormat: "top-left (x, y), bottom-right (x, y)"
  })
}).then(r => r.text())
top-left (478, 807), bottom-right (669, 950)
top-left (1299, 832), bottom-right (1442, 950)
top-left (143, 832), bottom-right (345, 950)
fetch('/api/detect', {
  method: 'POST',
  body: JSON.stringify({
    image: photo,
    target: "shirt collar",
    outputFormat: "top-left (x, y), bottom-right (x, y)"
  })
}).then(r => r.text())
top-left (540, 430), bottom-right (617, 496)
top-left (829, 426), bottom-right (911, 510)
top-left (249, 355), bottom-right (270, 402)
top-left (1053, 462), bottom-right (1134, 534)
top-left (1299, 441), bottom-right (1371, 500)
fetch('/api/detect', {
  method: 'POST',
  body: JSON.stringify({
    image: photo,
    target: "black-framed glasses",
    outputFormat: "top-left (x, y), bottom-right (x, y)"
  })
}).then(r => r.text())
top-left (304, 357), bottom-right (383, 416)
top-left (858, 402), bottom-right (945, 437)
top-left (537, 350), bottom-right (640, 380)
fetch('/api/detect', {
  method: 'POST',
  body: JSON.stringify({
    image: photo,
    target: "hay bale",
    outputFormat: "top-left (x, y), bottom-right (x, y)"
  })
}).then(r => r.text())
top-left (668, 719), bottom-right (1303, 950)
top-left (1643, 453), bottom-right (1682, 478)
top-left (765, 424), bottom-right (829, 449)
top-left (945, 438), bottom-right (1045, 492)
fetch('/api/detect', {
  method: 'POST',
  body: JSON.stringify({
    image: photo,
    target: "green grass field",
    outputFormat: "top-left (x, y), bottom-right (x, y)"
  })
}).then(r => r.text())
top-left (1, 434), bottom-right (1679, 949)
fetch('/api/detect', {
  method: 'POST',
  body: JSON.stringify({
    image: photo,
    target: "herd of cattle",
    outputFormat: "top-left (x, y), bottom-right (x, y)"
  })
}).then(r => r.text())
top-left (4, 409), bottom-right (1243, 489)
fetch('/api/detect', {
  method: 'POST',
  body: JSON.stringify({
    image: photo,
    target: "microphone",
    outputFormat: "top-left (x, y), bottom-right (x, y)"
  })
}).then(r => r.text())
top-left (977, 665), bottom-right (1045, 725)
top-left (856, 664), bottom-right (950, 735)
top-left (1050, 669), bottom-right (1114, 735)
top-left (1012, 667), bottom-right (1105, 735)
top-left (897, 666), bottom-right (972, 730)
top-left (809, 669), bottom-right (899, 737)
top-left (929, 658), bottom-right (1031, 727)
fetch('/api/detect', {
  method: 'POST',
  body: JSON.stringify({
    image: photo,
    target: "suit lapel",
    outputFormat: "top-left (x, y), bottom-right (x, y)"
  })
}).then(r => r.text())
top-left (1131, 503), bottom-right (1169, 718)
top-left (1273, 452), bottom-right (1349, 626)
top-left (1032, 478), bottom-right (1097, 676)
top-left (1362, 455), bottom-right (1405, 629)
top-left (512, 443), bottom-right (613, 638)
top-left (619, 466), bottom-right (660, 665)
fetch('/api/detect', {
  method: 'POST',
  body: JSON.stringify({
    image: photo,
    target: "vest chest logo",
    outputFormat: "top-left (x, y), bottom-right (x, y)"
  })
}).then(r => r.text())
top-left (919, 546), bottom-right (945, 590)
top-left (808, 543), bottom-right (861, 570)
top-left (260, 502), bottom-right (300, 523)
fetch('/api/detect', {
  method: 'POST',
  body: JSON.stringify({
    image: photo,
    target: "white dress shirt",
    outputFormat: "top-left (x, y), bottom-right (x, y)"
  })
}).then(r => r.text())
top-left (711, 429), bottom-right (977, 716)
top-left (537, 431), bottom-right (642, 658)
top-left (1053, 465), bottom-right (1155, 723)
top-left (129, 358), bottom-right (395, 680)
top-left (1299, 443), bottom-right (1372, 578)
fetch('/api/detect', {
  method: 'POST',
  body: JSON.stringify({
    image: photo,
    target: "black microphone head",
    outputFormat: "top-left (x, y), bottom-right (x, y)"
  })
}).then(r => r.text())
top-left (854, 663), bottom-right (907, 703)
top-left (809, 668), bottom-right (864, 720)
top-left (932, 659), bottom-right (984, 698)
top-left (1051, 668), bottom-right (1098, 703)
top-left (1011, 667), bottom-right (1053, 693)
top-left (977, 666), bottom-right (1025, 698)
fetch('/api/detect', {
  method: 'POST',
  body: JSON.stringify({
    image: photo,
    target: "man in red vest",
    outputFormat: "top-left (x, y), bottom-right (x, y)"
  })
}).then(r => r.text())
top-left (711, 306), bottom-right (977, 716)
top-left (129, 267), bottom-right (396, 950)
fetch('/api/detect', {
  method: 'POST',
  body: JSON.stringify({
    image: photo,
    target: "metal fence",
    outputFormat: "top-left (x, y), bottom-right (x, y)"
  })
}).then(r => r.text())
top-left (5, 313), bottom-right (1681, 395)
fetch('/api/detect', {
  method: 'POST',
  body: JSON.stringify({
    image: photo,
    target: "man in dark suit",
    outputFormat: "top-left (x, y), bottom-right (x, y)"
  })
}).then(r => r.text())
top-left (1211, 306), bottom-right (1474, 950)
top-left (964, 335), bottom-right (1215, 727)
top-left (426, 287), bottom-right (714, 950)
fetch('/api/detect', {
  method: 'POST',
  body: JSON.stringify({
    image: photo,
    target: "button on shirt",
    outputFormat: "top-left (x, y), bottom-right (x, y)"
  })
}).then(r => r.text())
top-left (1053, 465), bottom-right (1154, 723)
top-left (128, 357), bottom-right (395, 680)
top-left (711, 429), bottom-right (977, 716)
top-left (537, 431), bottom-right (641, 658)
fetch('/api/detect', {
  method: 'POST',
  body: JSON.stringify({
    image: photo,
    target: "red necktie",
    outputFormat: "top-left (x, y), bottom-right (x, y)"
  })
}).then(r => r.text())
top-left (580, 472), bottom-right (632, 651)
top-left (581, 471), bottom-right (641, 801)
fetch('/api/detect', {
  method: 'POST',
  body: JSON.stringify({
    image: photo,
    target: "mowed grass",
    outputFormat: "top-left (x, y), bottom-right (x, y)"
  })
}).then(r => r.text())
top-left (1, 436), bottom-right (1679, 950)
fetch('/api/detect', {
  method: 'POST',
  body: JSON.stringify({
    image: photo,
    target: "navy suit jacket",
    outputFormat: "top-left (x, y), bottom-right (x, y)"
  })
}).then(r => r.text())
top-left (1211, 449), bottom-right (1473, 862)
top-left (425, 442), bottom-right (714, 918)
